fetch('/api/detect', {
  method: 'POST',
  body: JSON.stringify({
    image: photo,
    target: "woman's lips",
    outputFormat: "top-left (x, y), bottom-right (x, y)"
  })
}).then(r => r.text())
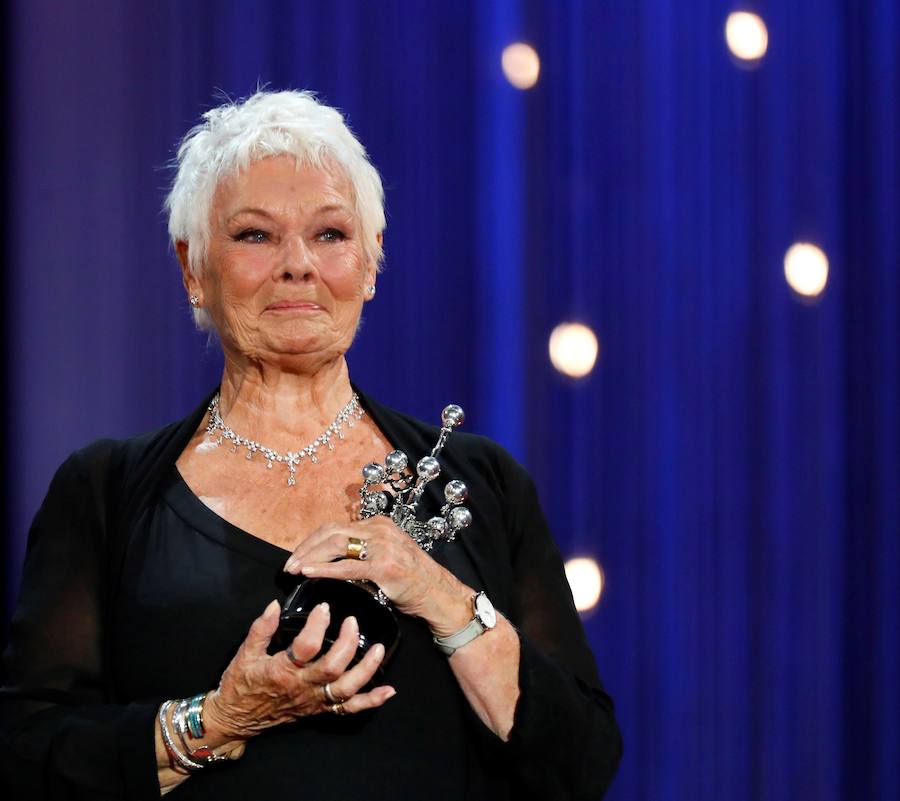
top-left (264, 300), bottom-right (324, 312)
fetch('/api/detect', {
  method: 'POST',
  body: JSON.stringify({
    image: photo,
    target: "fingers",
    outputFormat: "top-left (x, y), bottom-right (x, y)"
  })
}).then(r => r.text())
top-left (285, 602), bottom-right (332, 665)
top-left (325, 641), bottom-right (387, 701)
top-left (285, 518), bottom-right (407, 575)
top-left (285, 529), bottom-right (362, 575)
top-left (284, 523), bottom-right (345, 572)
top-left (241, 599), bottom-right (282, 659)
top-left (299, 559), bottom-right (373, 582)
top-left (339, 684), bottom-right (397, 715)
top-left (302, 615), bottom-right (360, 683)
top-left (320, 643), bottom-right (397, 715)
top-left (289, 618), bottom-right (398, 719)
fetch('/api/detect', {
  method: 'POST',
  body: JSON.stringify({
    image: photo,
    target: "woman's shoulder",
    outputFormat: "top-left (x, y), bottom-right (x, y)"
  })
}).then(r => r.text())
top-left (45, 420), bottom-right (181, 507)
top-left (67, 418), bottom-right (183, 472)
top-left (53, 392), bottom-right (213, 503)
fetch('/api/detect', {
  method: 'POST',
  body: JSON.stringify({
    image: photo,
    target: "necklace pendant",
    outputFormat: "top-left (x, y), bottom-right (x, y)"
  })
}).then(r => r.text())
top-left (206, 392), bottom-right (363, 486)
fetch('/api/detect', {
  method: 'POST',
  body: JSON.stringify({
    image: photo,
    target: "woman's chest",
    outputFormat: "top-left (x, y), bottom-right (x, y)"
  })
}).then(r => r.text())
top-left (110, 478), bottom-right (490, 708)
top-left (197, 477), bottom-right (361, 551)
top-left (176, 440), bottom-right (384, 550)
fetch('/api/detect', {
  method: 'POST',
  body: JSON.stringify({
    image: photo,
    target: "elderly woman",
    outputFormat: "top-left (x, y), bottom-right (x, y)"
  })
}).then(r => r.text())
top-left (1, 90), bottom-right (621, 799)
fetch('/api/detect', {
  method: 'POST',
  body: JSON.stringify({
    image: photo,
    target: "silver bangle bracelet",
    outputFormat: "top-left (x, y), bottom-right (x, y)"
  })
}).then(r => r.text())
top-left (173, 699), bottom-right (231, 765)
top-left (173, 699), bottom-right (195, 755)
top-left (159, 701), bottom-right (205, 772)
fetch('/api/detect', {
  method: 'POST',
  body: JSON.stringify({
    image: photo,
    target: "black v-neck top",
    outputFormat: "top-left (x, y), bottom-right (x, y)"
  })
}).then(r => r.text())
top-left (1, 389), bottom-right (621, 800)
top-left (110, 467), bottom-right (473, 799)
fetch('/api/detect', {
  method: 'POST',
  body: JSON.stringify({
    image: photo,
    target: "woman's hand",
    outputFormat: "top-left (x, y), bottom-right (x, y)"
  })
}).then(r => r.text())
top-left (284, 518), bottom-right (522, 741)
top-left (283, 518), bottom-right (474, 637)
top-left (202, 599), bottom-right (396, 741)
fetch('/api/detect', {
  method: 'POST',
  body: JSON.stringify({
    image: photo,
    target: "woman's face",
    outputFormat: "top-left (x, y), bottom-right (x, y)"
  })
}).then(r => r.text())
top-left (183, 154), bottom-right (377, 368)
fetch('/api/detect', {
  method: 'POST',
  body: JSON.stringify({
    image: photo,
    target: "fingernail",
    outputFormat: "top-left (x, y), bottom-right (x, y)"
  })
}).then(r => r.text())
top-left (266, 599), bottom-right (280, 616)
top-left (347, 616), bottom-right (358, 629)
top-left (301, 566), bottom-right (317, 576)
top-left (317, 602), bottom-right (330, 614)
top-left (284, 557), bottom-right (299, 572)
top-left (384, 687), bottom-right (397, 699)
top-left (373, 643), bottom-right (385, 660)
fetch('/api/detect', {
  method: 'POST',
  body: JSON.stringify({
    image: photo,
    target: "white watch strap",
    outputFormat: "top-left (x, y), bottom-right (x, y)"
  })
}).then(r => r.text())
top-left (434, 617), bottom-right (486, 656)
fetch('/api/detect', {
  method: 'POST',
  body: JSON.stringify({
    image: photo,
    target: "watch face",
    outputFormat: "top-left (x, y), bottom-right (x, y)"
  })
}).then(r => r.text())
top-left (475, 593), bottom-right (497, 629)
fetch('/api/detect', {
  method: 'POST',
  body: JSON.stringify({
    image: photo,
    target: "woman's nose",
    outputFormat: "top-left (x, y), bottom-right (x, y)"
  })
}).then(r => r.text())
top-left (275, 238), bottom-right (318, 282)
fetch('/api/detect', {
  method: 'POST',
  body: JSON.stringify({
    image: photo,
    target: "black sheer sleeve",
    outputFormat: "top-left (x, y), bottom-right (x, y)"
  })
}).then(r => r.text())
top-left (0, 446), bottom-right (162, 800)
top-left (490, 451), bottom-right (622, 799)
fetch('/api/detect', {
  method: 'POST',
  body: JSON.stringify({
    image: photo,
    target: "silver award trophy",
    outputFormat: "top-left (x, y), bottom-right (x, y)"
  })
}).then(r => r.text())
top-left (276, 405), bottom-right (473, 677)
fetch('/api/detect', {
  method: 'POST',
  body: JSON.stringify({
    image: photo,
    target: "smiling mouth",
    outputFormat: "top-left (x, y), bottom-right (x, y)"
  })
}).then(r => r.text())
top-left (264, 300), bottom-right (325, 312)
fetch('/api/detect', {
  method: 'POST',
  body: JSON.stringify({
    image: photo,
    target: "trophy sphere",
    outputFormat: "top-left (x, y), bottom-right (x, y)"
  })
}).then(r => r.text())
top-left (362, 463), bottom-right (385, 483)
top-left (444, 480), bottom-right (469, 505)
top-left (384, 450), bottom-right (408, 473)
top-left (363, 491), bottom-right (389, 514)
top-left (441, 405), bottom-right (465, 428)
top-left (416, 456), bottom-right (441, 481)
top-left (449, 506), bottom-right (473, 530)
top-left (427, 516), bottom-right (448, 535)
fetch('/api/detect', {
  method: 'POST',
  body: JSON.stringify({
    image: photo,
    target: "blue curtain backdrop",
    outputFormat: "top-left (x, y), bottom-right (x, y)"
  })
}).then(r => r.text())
top-left (4, 1), bottom-right (898, 800)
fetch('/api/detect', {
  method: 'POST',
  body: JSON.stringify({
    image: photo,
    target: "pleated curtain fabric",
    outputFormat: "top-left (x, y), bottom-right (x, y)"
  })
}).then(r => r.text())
top-left (5, 1), bottom-right (898, 799)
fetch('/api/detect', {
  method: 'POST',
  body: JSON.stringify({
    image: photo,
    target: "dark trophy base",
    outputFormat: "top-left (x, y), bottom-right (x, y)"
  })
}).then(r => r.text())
top-left (273, 578), bottom-right (400, 683)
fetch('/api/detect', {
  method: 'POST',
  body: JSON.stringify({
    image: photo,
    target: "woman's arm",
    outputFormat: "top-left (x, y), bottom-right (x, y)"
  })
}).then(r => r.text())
top-left (287, 449), bottom-right (622, 799)
top-left (479, 454), bottom-right (622, 799)
top-left (430, 602), bottom-right (521, 740)
top-left (2, 449), bottom-right (397, 799)
top-left (1, 449), bottom-right (168, 800)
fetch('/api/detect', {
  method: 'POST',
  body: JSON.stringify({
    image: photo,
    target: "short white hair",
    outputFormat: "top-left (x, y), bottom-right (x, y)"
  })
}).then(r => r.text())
top-left (165, 90), bottom-right (386, 330)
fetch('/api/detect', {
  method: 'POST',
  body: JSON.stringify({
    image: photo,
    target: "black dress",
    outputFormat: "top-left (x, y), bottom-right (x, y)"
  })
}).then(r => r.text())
top-left (1, 390), bottom-right (621, 800)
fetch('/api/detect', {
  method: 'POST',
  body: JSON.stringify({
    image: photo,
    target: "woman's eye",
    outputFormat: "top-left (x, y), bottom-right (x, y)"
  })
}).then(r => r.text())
top-left (318, 228), bottom-right (347, 242)
top-left (234, 229), bottom-right (269, 243)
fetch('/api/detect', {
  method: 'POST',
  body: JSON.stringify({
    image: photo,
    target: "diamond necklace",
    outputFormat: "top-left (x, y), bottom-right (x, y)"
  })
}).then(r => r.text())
top-left (205, 392), bottom-right (364, 487)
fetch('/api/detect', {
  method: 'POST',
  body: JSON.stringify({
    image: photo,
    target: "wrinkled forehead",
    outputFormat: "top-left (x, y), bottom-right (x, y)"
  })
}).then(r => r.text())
top-left (209, 153), bottom-right (358, 224)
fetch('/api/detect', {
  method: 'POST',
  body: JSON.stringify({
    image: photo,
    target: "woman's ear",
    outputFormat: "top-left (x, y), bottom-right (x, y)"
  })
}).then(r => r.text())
top-left (176, 241), bottom-right (201, 301)
top-left (365, 231), bottom-right (383, 290)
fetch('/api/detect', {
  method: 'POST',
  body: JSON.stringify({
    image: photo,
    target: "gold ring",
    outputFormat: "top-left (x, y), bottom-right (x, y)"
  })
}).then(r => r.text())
top-left (323, 683), bottom-right (346, 705)
top-left (345, 537), bottom-right (368, 561)
top-left (330, 702), bottom-right (347, 716)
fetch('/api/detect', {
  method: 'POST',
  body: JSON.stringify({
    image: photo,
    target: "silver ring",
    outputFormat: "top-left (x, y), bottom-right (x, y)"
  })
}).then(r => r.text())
top-left (323, 683), bottom-right (344, 705)
top-left (285, 645), bottom-right (304, 668)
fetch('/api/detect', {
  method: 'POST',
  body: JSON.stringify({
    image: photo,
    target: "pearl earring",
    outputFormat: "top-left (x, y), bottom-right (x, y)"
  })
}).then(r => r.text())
top-left (365, 285), bottom-right (376, 299)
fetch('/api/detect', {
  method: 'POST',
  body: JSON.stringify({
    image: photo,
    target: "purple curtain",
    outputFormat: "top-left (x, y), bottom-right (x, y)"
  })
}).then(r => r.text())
top-left (5, 1), bottom-right (898, 799)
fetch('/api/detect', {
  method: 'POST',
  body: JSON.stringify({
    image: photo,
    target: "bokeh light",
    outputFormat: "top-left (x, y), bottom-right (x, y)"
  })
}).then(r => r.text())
top-left (725, 12), bottom-right (769, 62)
top-left (784, 242), bottom-right (829, 298)
top-left (565, 557), bottom-right (604, 612)
top-left (501, 42), bottom-right (541, 89)
top-left (549, 322), bottom-right (599, 378)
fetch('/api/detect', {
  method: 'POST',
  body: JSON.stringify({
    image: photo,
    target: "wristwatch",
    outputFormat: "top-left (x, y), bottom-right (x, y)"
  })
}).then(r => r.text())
top-left (433, 591), bottom-right (497, 656)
